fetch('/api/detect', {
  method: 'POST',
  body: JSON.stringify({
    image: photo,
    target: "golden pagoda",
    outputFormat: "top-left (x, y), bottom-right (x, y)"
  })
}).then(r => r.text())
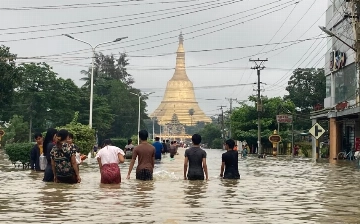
top-left (151, 32), bottom-right (212, 126)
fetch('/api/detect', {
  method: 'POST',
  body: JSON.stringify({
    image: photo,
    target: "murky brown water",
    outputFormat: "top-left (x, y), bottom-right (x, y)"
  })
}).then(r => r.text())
top-left (1, 148), bottom-right (360, 224)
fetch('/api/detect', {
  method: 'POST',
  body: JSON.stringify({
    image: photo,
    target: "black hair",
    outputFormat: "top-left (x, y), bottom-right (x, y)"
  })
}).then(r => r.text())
top-left (34, 133), bottom-right (42, 139)
top-left (162, 140), bottom-right (165, 143)
top-left (170, 141), bottom-right (173, 144)
top-left (56, 129), bottom-right (69, 148)
top-left (102, 139), bottom-right (112, 147)
top-left (191, 134), bottom-right (202, 145)
top-left (128, 139), bottom-right (132, 144)
top-left (166, 140), bottom-right (169, 143)
top-left (43, 128), bottom-right (58, 156)
top-left (68, 133), bottom-right (74, 139)
top-left (225, 139), bottom-right (235, 149)
top-left (155, 137), bottom-right (160, 141)
top-left (138, 130), bottom-right (148, 141)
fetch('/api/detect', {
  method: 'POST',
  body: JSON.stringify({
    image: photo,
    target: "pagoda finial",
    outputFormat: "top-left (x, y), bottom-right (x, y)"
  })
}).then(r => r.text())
top-left (179, 31), bottom-right (184, 45)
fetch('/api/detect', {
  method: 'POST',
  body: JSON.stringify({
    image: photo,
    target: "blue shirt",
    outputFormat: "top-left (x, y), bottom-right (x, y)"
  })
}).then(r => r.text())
top-left (152, 141), bottom-right (163, 159)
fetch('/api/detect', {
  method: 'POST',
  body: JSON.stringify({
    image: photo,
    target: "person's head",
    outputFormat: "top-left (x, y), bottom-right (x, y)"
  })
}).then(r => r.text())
top-left (166, 139), bottom-right (169, 143)
top-left (128, 139), bottom-right (132, 145)
top-left (138, 130), bottom-right (148, 141)
top-left (162, 140), bottom-right (165, 143)
top-left (43, 128), bottom-right (58, 154)
top-left (56, 129), bottom-right (69, 147)
top-left (155, 137), bottom-right (160, 141)
top-left (191, 134), bottom-right (202, 145)
top-left (170, 141), bottom-right (173, 144)
top-left (102, 139), bottom-right (112, 147)
top-left (225, 139), bottom-right (235, 150)
top-left (67, 133), bottom-right (74, 144)
top-left (34, 133), bottom-right (43, 145)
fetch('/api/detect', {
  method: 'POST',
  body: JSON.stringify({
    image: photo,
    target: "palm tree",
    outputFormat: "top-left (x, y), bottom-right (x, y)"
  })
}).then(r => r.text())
top-left (188, 108), bottom-right (195, 126)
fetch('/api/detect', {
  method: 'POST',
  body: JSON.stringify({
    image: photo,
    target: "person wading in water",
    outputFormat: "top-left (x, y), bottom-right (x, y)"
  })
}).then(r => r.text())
top-left (220, 139), bottom-right (240, 179)
top-left (184, 134), bottom-right (208, 181)
top-left (126, 130), bottom-right (155, 181)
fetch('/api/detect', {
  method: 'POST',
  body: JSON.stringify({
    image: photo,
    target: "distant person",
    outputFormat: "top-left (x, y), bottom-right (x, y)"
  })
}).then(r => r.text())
top-left (30, 133), bottom-right (44, 171)
top-left (166, 140), bottom-right (171, 153)
top-left (50, 129), bottom-right (81, 184)
top-left (152, 137), bottom-right (163, 160)
top-left (162, 140), bottom-right (168, 154)
top-left (67, 133), bottom-right (87, 169)
top-left (43, 128), bottom-right (58, 182)
top-left (184, 134), bottom-right (208, 181)
top-left (96, 139), bottom-right (125, 184)
top-left (169, 141), bottom-right (177, 159)
top-left (127, 130), bottom-right (155, 181)
top-left (124, 139), bottom-right (135, 158)
top-left (220, 139), bottom-right (240, 179)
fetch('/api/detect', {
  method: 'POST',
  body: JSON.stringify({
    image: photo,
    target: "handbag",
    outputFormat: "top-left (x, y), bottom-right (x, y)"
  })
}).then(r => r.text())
top-left (39, 154), bottom-right (47, 171)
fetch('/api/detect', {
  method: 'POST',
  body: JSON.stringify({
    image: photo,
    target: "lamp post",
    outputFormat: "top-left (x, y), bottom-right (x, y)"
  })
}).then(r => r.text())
top-left (63, 34), bottom-right (128, 128)
top-left (318, 26), bottom-right (357, 52)
top-left (130, 92), bottom-right (154, 145)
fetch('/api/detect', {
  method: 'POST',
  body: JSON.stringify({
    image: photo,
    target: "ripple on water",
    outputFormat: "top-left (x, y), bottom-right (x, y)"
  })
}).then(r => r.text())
top-left (1, 149), bottom-right (360, 223)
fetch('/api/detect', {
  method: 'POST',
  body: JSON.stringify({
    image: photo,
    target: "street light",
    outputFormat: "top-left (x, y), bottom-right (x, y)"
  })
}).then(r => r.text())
top-left (318, 26), bottom-right (357, 52)
top-left (129, 91), bottom-right (154, 145)
top-left (63, 34), bottom-right (128, 128)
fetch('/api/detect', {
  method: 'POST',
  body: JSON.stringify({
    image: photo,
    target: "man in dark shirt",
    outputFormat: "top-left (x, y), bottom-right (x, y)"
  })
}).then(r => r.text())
top-left (184, 134), bottom-right (208, 181)
top-left (162, 140), bottom-right (167, 154)
top-left (220, 139), bottom-right (240, 179)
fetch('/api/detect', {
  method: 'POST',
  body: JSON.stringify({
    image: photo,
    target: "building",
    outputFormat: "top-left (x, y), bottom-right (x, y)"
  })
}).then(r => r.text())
top-left (310, 0), bottom-right (360, 161)
top-left (151, 32), bottom-right (211, 128)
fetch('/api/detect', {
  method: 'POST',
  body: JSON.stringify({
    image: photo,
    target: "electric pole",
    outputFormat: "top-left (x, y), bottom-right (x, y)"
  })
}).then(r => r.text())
top-left (218, 105), bottom-right (227, 141)
top-left (225, 98), bottom-right (237, 138)
top-left (349, 0), bottom-right (360, 105)
top-left (250, 58), bottom-right (268, 155)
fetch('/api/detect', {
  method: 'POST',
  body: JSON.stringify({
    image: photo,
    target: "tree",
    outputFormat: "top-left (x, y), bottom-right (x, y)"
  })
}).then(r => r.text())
top-left (0, 46), bottom-right (20, 120)
top-left (199, 123), bottom-right (222, 148)
top-left (2, 115), bottom-right (29, 144)
top-left (285, 68), bottom-right (325, 130)
top-left (231, 96), bottom-right (295, 149)
top-left (188, 108), bottom-right (195, 126)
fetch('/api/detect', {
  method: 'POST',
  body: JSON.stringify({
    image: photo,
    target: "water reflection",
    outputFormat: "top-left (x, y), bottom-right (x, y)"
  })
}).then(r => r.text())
top-left (134, 180), bottom-right (155, 209)
top-left (183, 181), bottom-right (208, 223)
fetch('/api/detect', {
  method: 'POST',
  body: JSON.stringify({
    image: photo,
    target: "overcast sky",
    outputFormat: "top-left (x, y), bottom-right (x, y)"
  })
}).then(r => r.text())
top-left (1, 0), bottom-right (328, 117)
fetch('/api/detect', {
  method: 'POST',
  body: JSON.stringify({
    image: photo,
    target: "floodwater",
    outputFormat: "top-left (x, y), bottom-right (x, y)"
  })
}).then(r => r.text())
top-left (1, 148), bottom-right (360, 224)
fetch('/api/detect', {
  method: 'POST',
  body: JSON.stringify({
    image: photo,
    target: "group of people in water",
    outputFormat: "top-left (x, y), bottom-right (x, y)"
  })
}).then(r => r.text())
top-left (30, 128), bottom-right (241, 185)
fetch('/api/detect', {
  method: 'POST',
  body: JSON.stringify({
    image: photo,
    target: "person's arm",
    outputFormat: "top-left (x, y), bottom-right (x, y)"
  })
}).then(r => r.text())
top-left (183, 156), bottom-right (188, 180)
top-left (30, 146), bottom-right (36, 170)
top-left (97, 157), bottom-right (102, 172)
top-left (118, 153), bottom-right (125, 163)
top-left (152, 148), bottom-right (155, 168)
top-left (71, 154), bottom-right (81, 183)
top-left (203, 158), bottom-right (208, 181)
top-left (51, 158), bottom-right (57, 182)
top-left (127, 149), bottom-right (137, 179)
top-left (220, 154), bottom-right (225, 177)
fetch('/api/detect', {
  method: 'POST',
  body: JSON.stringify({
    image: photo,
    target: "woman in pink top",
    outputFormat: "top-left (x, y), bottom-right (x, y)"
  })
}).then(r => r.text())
top-left (96, 139), bottom-right (125, 184)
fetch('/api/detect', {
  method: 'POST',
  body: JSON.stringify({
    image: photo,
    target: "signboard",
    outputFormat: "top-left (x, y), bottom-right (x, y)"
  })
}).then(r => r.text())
top-left (269, 135), bottom-right (281, 143)
top-left (0, 130), bottom-right (5, 136)
top-left (309, 123), bottom-right (325, 140)
top-left (276, 115), bottom-right (293, 123)
top-left (355, 138), bottom-right (360, 151)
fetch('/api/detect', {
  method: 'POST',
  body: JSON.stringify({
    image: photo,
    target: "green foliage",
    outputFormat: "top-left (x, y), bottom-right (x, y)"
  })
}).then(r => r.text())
top-left (199, 123), bottom-right (222, 148)
top-left (298, 142), bottom-right (312, 158)
top-left (231, 96), bottom-right (295, 148)
top-left (5, 143), bottom-right (33, 169)
top-left (111, 138), bottom-right (128, 148)
top-left (285, 68), bottom-right (325, 131)
top-left (211, 138), bottom-right (223, 149)
top-left (57, 112), bottom-right (95, 155)
top-left (0, 46), bottom-right (21, 119)
top-left (2, 115), bottom-right (29, 144)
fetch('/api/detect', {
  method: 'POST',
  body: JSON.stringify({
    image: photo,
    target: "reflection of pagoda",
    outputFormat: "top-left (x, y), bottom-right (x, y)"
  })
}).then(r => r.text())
top-left (150, 32), bottom-right (211, 126)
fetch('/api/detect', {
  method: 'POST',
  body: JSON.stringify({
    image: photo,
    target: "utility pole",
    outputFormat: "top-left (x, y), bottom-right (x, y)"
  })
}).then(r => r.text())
top-left (349, 0), bottom-right (360, 105)
top-left (250, 58), bottom-right (268, 155)
top-left (218, 105), bottom-right (227, 142)
top-left (225, 98), bottom-right (237, 138)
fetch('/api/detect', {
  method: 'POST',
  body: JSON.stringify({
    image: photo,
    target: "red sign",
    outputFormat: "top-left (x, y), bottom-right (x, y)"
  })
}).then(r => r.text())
top-left (276, 115), bottom-right (293, 123)
top-left (355, 138), bottom-right (360, 151)
top-left (336, 101), bottom-right (348, 111)
top-left (269, 135), bottom-right (281, 143)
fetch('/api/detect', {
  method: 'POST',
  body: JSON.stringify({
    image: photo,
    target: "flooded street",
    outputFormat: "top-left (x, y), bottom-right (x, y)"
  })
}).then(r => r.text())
top-left (1, 148), bottom-right (360, 224)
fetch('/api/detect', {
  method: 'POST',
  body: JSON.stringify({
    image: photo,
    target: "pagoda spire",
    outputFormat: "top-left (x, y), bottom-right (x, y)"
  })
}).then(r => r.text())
top-left (172, 32), bottom-right (188, 80)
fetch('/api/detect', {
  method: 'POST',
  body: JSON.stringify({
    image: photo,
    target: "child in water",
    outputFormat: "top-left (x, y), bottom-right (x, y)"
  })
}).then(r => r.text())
top-left (67, 133), bottom-right (87, 168)
top-left (242, 145), bottom-right (248, 158)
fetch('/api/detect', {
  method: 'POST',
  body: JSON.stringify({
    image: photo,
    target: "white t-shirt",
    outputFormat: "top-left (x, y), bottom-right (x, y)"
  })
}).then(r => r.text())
top-left (95, 145), bottom-right (125, 166)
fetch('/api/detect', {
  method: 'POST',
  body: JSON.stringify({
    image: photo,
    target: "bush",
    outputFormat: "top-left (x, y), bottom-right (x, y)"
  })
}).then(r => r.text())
top-left (5, 143), bottom-right (33, 169)
top-left (211, 138), bottom-right (223, 149)
top-left (112, 138), bottom-right (128, 149)
top-left (298, 143), bottom-right (312, 158)
top-left (57, 112), bottom-right (96, 155)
